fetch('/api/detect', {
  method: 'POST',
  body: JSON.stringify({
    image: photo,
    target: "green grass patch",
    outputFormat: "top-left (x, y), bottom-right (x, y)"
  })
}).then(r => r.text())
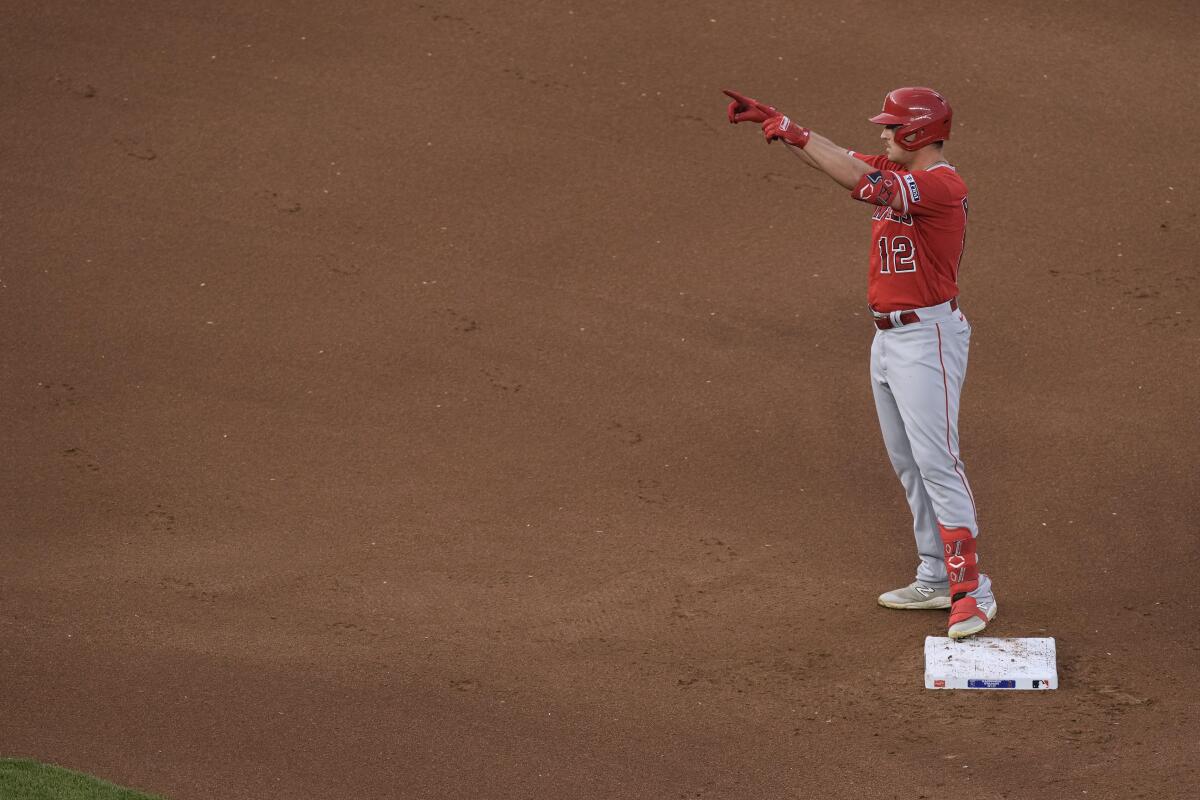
top-left (0, 759), bottom-right (166, 800)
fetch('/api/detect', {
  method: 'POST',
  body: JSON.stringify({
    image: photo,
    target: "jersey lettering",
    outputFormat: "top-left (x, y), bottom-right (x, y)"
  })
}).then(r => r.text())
top-left (850, 152), bottom-right (968, 311)
top-left (872, 206), bottom-right (914, 225)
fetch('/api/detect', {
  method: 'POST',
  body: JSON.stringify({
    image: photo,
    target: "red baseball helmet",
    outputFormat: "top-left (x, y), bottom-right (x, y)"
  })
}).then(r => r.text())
top-left (869, 87), bottom-right (952, 151)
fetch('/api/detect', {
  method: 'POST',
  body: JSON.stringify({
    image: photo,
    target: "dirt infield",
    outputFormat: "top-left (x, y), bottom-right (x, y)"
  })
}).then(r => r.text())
top-left (2, 1), bottom-right (1197, 798)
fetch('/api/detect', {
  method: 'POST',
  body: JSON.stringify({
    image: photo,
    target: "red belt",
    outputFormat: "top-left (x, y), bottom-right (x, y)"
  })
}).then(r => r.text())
top-left (871, 298), bottom-right (958, 330)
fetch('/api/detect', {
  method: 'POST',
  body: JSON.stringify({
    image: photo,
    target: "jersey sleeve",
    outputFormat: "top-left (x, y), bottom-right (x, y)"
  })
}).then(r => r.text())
top-left (895, 169), bottom-right (967, 218)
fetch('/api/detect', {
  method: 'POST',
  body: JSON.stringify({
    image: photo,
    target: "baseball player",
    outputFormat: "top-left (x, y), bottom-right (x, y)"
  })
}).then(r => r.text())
top-left (724, 87), bottom-right (996, 639)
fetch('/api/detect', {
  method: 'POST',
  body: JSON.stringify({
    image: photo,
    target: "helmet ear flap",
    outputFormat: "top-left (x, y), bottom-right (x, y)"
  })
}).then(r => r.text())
top-left (897, 124), bottom-right (933, 150)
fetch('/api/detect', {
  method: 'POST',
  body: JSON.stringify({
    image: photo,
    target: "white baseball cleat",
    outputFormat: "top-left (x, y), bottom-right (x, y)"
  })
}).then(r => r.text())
top-left (947, 598), bottom-right (999, 640)
top-left (877, 581), bottom-right (952, 610)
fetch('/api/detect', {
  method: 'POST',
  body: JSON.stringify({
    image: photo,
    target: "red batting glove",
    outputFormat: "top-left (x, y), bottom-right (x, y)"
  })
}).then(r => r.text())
top-left (762, 115), bottom-right (811, 148)
top-left (723, 88), bottom-right (780, 125)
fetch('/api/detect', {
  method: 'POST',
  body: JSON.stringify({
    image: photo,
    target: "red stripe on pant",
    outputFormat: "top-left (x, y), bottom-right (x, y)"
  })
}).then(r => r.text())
top-left (935, 322), bottom-right (977, 525)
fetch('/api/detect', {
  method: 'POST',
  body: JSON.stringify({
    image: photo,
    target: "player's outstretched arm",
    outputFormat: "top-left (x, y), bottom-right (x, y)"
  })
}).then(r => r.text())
top-left (763, 119), bottom-right (907, 213)
top-left (789, 130), bottom-right (873, 189)
top-left (761, 118), bottom-right (871, 189)
top-left (722, 92), bottom-right (888, 198)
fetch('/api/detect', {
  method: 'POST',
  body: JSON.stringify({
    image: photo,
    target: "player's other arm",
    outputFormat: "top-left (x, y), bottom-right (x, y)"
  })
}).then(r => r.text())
top-left (763, 117), bottom-right (907, 213)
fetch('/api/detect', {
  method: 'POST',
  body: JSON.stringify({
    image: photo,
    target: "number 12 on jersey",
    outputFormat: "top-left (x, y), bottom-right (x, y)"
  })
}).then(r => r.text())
top-left (877, 235), bottom-right (917, 274)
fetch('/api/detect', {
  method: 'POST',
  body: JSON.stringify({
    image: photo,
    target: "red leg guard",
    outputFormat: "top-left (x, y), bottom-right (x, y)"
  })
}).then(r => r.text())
top-left (939, 524), bottom-right (988, 626)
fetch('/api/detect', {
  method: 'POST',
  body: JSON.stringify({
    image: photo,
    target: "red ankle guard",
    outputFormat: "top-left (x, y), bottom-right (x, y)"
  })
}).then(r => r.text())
top-left (948, 595), bottom-right (987, 626)
top-left (938, 524), bottom-right (979, 600)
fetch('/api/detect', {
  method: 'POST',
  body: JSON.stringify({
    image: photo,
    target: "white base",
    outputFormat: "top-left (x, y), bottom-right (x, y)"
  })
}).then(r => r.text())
top-left (924, 636), bottom-right (1058, 690)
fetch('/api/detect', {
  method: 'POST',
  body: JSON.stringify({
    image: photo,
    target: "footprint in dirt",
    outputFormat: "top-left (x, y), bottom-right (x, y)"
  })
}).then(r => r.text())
top-left (328, 621), bottom-right (380, 642)
top-left (606, 420), bottom-right (643, 445)
top-left (51, 74), bottom-right (97, 98)
top-left (431, 12), bottom-right (481, 36)
top-left (635, 478), bottom-right (668, 505)
top-left (40, 382), bottom-right (80, 408)
top-left (502, 67), bottom-right (569, 90)
top-left (698, 536), bottom-right (738, 560)
top-left (762, 171), bottom-right (819, 191)
top-left (436, 307), bottom-right (479, 333)
top-left (260, 189), bottom-right (301, 213)
top-left (146, 505), bottom-right (177, 535)
top-left (676, 114), bottom-right (718, 134)
top-left (62, 447), bottom-right (100, 473)
top-left (482, 367), bottom-right (522, 393)
top-left (114, 136), bottom-right (157, 160)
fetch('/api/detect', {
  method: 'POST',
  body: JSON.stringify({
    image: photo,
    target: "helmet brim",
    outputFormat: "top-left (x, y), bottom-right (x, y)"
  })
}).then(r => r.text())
top-left (869, 112), bottom-right (908, 125)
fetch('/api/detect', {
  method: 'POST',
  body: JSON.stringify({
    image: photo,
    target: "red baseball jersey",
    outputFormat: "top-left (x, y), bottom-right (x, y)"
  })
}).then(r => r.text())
top-left (851, 153), bottom-right (969, 312)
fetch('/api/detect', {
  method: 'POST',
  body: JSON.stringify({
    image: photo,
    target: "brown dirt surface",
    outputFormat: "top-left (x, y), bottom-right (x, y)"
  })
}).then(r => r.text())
top-left (3, 1), bottom-right (1198, 798)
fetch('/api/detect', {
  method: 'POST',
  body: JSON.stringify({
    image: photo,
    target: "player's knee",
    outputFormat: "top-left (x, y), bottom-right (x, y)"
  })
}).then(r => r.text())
top-left (918, 465), bottom-right (970, 493)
